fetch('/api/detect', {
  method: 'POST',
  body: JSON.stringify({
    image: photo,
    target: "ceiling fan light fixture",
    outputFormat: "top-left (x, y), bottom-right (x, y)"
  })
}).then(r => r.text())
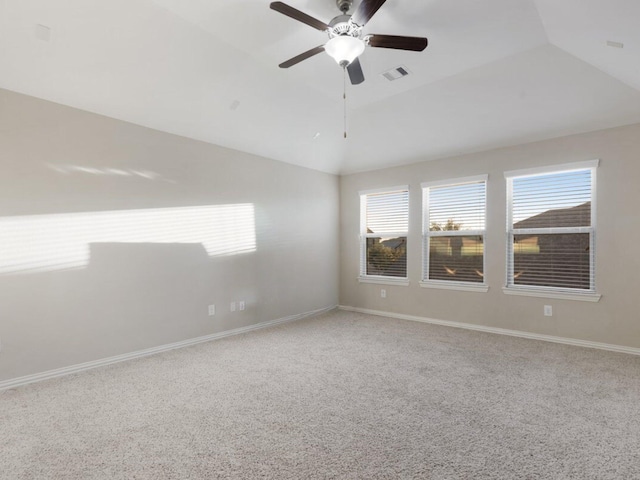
top-left (325, 35), bottom-right (365, 67)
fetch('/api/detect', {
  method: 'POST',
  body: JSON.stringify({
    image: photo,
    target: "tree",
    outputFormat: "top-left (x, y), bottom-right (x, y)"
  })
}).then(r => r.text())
top-left (430, 219), bottom-right (462, 231)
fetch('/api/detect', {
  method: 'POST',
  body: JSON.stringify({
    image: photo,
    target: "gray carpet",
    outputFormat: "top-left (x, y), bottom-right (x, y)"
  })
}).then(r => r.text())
top-left (2, 310), bottom-right (640, 479)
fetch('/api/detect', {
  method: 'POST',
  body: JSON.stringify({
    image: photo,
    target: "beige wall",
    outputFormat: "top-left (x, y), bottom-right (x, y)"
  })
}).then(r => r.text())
top-left (340, 123), bottom-right (640, 349)
top-left (0, 89), bottom-right (339, 382)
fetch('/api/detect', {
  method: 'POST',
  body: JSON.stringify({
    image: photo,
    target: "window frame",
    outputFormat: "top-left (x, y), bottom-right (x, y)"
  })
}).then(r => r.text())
top-left (420, 175), bottom-right (489, 292)
top-left (358, 186), bottom-right (410, 286)
top-left (503, 160), bottom-right (601, 302)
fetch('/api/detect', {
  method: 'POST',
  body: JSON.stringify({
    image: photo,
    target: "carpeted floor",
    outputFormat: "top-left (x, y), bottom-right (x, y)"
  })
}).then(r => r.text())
top-left (2, 310), bottom-right (640, 479)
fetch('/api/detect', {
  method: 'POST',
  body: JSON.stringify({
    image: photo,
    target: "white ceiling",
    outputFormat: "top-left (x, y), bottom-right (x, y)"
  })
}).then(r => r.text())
top-left (1, 0), bottom-right (640, 174)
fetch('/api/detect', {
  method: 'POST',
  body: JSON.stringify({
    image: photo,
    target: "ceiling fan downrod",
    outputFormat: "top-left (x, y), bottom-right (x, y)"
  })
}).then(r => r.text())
top-left (336, 0), bottom-right (353, 14)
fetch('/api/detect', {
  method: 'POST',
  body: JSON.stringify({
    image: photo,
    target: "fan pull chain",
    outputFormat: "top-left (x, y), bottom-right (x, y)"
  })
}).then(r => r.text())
top-left (343, 66), bottom-right (347, 139)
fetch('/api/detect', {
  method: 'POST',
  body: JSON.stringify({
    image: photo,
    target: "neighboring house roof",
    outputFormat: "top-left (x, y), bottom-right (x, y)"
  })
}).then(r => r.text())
top-left (514, 202), bottom-right (591, 229)
top-left (381, 238), bottom-right (406, 250)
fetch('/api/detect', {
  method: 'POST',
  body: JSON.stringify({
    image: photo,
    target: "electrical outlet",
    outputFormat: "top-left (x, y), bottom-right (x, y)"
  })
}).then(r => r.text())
top-left (544, 305), bottom-right (552, 316)
top-left (239, 301), bottom-right (245, 311)
top-left (381, 289), bottom-right (386, 298)
top-left (208, 305), bottom-right (215, 316)
top-left (230, 302), bottom-right (236, 312)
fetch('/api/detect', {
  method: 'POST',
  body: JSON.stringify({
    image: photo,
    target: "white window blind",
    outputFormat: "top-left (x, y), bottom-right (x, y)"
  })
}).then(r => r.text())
top-left (360, 187), bottom-right (409, 279)
top-left (422, 176), bottom-right (487, 285)
top-left (506, 161), bottom-right (597, 293)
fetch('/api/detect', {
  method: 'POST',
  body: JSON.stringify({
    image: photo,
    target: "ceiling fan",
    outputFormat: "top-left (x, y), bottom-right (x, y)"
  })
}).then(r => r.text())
top-left (270, 0), bottom-right (428, 85)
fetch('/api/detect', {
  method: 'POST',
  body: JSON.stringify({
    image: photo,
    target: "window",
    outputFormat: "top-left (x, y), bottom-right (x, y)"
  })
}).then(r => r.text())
top-left (421, 176), bottom-right (488, 291)
top-left (505, 160), bottom-right (599, 301)
top-left (359, 187), bottom-right (409, 284)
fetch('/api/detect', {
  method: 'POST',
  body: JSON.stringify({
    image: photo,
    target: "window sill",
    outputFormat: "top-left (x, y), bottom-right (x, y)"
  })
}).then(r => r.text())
top-left (358, 276), bottom-right (410, 287)
top-left (420, 281), bottom-right (489, 293)
top-left (502, 287), bottom-right (601, 302)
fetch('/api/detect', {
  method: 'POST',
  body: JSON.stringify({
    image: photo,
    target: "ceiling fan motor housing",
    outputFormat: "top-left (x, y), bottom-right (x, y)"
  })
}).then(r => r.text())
top-left (328, 14), bottom-right (362, 39)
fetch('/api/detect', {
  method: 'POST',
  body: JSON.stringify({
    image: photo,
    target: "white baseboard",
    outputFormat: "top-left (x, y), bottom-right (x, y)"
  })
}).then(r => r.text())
top-left (0, 305), bottom-right (337, 392)
top-left (339, 305), bottom-right (640, 357)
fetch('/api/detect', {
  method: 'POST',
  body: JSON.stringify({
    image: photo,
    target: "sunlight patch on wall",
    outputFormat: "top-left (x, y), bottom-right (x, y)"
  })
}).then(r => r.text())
top-left (46, 163), bottom-right (174, 182)
top-left (0, 204), bottom-right (256, 275)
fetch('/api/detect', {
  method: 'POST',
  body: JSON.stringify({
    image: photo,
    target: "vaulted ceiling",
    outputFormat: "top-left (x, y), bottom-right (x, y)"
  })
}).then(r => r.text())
top-left (1, 0), bottom-right (639, 174)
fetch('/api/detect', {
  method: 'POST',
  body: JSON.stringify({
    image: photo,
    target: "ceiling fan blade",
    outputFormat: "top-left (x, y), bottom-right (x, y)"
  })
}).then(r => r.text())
top-left (367, 34), bottom-right (428, 51)
top-left (270, 2), bottom-right (330, 31)
top-left (279, 45), bottom-right (325, 68)
top-left (351, 0), bottom-right (387, 26)
top-left (347, 58), bottom-right (365, 85)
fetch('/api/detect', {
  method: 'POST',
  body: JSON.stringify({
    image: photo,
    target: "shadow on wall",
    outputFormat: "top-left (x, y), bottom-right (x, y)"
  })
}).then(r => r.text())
top-left (0, 204), bottom-right (256, 275)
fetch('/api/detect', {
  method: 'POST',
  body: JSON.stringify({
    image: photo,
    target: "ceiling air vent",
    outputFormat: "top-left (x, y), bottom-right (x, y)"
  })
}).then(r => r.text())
top-left (381, 66), bottom-right (410, 81)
